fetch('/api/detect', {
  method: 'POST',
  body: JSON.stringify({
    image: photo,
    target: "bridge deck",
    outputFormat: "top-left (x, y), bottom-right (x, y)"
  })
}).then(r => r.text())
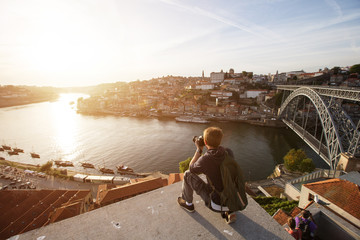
top-left (283, 119), bottom-right (330, 166)
top-left (276, 85), bottom-right (360, 102)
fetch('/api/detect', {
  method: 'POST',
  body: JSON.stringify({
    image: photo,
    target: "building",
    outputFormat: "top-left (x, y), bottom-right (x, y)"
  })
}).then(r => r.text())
top-left (246, 90), bottom-right (268, 98)
top-left (195, 82), bottom-right (215, 90)
top-left (271, 71), bottom-right (287, 83)
top-left (284, 169), bottom-right (343, 201)
top-left (0, 189), bottom-right (92, 239)
top-left (275, 171), bottom-right (360, 239)
top-left (298, 178), bottom-right (360, 228)
top-left (96, 177), bottom-right (166, 207)
top-left (210, 90), bottom-right (232, 100)
top-left (286, 70), bottom-right (305, 78)
top-left (298, 72), bottom-right (323, 80)
top-left (210, 71), bottom-right (225, 83)
top-left (272, 207), bottom-right (302, 226)
top-left (18, 180), bottom-right (294, 240)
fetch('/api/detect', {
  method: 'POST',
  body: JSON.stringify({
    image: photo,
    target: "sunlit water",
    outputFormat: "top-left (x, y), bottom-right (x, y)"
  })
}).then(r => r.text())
top-left (0, 94), bottom-right (328, 180)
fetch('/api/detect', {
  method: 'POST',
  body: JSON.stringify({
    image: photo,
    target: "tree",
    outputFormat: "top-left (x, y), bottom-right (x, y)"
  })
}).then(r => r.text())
top-left (350, 64), bottom-right (360, 74)
top-left (332, 66), bottom-right (341, 75)
top-left (299, 158), bottom-right (315, 173)
top-left (179, 157), bottom-right (191, 173)
top-left (274, 91), bottom-right (284, 107)
top-left (230, 91), bottom-right (239, 101)
top-left (283, 149), bottom-right (306, 171)
top-left (283, 149), bottom-right (315, 173)
top-left (39, 161), bottom-right (53, 173)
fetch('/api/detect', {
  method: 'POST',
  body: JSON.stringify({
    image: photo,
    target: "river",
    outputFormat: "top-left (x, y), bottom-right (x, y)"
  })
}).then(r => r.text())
top-left (0, 93), bottom-right (328, 180)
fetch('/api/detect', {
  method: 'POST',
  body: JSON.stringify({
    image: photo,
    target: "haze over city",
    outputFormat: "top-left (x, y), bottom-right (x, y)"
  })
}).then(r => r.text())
top-left (0, 0), bottom-right (360, 87)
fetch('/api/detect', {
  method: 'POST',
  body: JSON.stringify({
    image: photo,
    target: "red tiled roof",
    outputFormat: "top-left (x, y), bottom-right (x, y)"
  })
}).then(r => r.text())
top-left (272, 209), bottom-right (290, 226)
top-left (290, 207), bottom-right (302, 217)
top-left (0, 189), bottom-right (91, 239)
top-left (304, 179), bottom-right (360, 219)
top-left (98, 177), bottom-right (165, 206)
top-left (0, 190), bottom-right (53, 229)
top-left (273, 206), bottom-right (302, 226)
top-left (49, 201), bottom-right (83, 223)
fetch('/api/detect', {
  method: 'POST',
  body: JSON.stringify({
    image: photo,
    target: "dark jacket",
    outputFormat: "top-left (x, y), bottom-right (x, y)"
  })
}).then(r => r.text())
top-left (189, 146), bottom-right (234, 205)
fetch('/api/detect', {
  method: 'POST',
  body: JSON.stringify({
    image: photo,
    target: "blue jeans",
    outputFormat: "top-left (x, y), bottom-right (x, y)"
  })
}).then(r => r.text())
top-left (181, 170), bottom-right (212, 206)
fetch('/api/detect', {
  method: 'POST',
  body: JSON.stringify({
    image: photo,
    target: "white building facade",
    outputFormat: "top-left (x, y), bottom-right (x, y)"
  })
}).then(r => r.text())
top-left (210, 72), bottom-right (225, 83)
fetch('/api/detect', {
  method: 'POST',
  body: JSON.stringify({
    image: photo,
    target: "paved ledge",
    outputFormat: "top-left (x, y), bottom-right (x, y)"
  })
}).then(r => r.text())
top-left (17, 181), bottom-right (292, 240)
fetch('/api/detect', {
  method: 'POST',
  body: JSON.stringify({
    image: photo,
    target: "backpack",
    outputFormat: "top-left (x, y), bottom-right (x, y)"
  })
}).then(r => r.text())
top-left (210, 151), bottom-right (248, 212)
top-left (299, 218), bottom-right (312, 240)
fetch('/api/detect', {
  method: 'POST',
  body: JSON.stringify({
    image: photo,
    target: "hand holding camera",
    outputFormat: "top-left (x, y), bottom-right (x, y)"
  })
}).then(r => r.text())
top-left (193, 136), bottom-right (205, 149)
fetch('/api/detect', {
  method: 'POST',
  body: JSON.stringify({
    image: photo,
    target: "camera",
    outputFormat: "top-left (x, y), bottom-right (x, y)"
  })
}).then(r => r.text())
top-left (192, 136), bottom-right (205, 147)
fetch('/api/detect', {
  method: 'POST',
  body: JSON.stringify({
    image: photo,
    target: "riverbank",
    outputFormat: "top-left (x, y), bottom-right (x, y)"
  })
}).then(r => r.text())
top-left (0, 95), bottom-right (59, 108)
top-left (0, 158), bottom-right (166, 181)
top-left (77, 109), bottom-right (286, 128)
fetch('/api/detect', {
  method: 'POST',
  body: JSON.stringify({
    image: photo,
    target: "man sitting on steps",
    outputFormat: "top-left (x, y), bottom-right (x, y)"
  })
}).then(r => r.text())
top-left (177, 126), bottom-right (237, 224)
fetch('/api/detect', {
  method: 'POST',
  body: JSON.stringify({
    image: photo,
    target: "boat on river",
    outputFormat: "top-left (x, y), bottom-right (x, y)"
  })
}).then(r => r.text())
top-left (99, 167), bottom-right (114, 174)
top-left (8, 151), bottom-right (19, 156)
top-left (54, 160), bottom-right (74, 167)
top-left (13, 148), bottom-right (24, 153)
top-left (116, 165), bottom-right (134, 173)
top-left (81, 162), bottom-right (95, 168)
top-left (2, 145), bottom-right (11, 151)
top-left (175, 116), bottom-right (210, 124)
top-left (31, 152), bottom-right (40, 158)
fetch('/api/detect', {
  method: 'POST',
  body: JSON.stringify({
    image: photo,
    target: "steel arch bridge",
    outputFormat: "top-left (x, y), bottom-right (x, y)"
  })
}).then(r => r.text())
top-left (277, 85), bottom-right (360, 169)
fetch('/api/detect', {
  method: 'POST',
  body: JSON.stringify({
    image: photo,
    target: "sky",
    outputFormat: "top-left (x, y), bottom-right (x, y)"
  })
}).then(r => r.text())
top-left (0, 0), bottom-right (360, 87)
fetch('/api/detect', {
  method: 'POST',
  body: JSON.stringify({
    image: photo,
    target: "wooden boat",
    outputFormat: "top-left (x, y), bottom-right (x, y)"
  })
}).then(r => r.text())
top-left (13, 148), bottom-right (24, 153)
top-left (0, 157), bottom-right (5, 160)
top-left (116, 165), bottom-right (134, 173)
top-left (0, 147), bottom-right (4, 151)
top-left (2, 145), bottom-right (11, 151)
top-left (31, 152), bottom-right (40, 158)
top-left (81, 162), bottom-right (95, 168)
top-left (8, 151), bottom-right (19, 156)
top-left (99, 167), bottom-right (114, 174)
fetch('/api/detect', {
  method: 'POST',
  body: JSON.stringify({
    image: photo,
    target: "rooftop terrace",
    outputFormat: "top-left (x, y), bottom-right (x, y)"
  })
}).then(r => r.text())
top-left (17, 181), bottom-right (292, 240)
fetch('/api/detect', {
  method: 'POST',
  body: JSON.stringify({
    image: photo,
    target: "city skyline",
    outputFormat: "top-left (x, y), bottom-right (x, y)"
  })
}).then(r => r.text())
top-left (0, 0), bottom-right (360, 87)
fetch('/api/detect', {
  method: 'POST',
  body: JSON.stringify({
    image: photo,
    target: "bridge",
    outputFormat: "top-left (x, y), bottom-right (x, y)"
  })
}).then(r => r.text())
top-left (277, 85), bottom-right (360, 170)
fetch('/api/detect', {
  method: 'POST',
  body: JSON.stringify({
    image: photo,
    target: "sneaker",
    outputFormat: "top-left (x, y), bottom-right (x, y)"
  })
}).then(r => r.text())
top-left (224, 212), bottom-right (236, 224)
top-left (177, 197), bottom-right (195, 212)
